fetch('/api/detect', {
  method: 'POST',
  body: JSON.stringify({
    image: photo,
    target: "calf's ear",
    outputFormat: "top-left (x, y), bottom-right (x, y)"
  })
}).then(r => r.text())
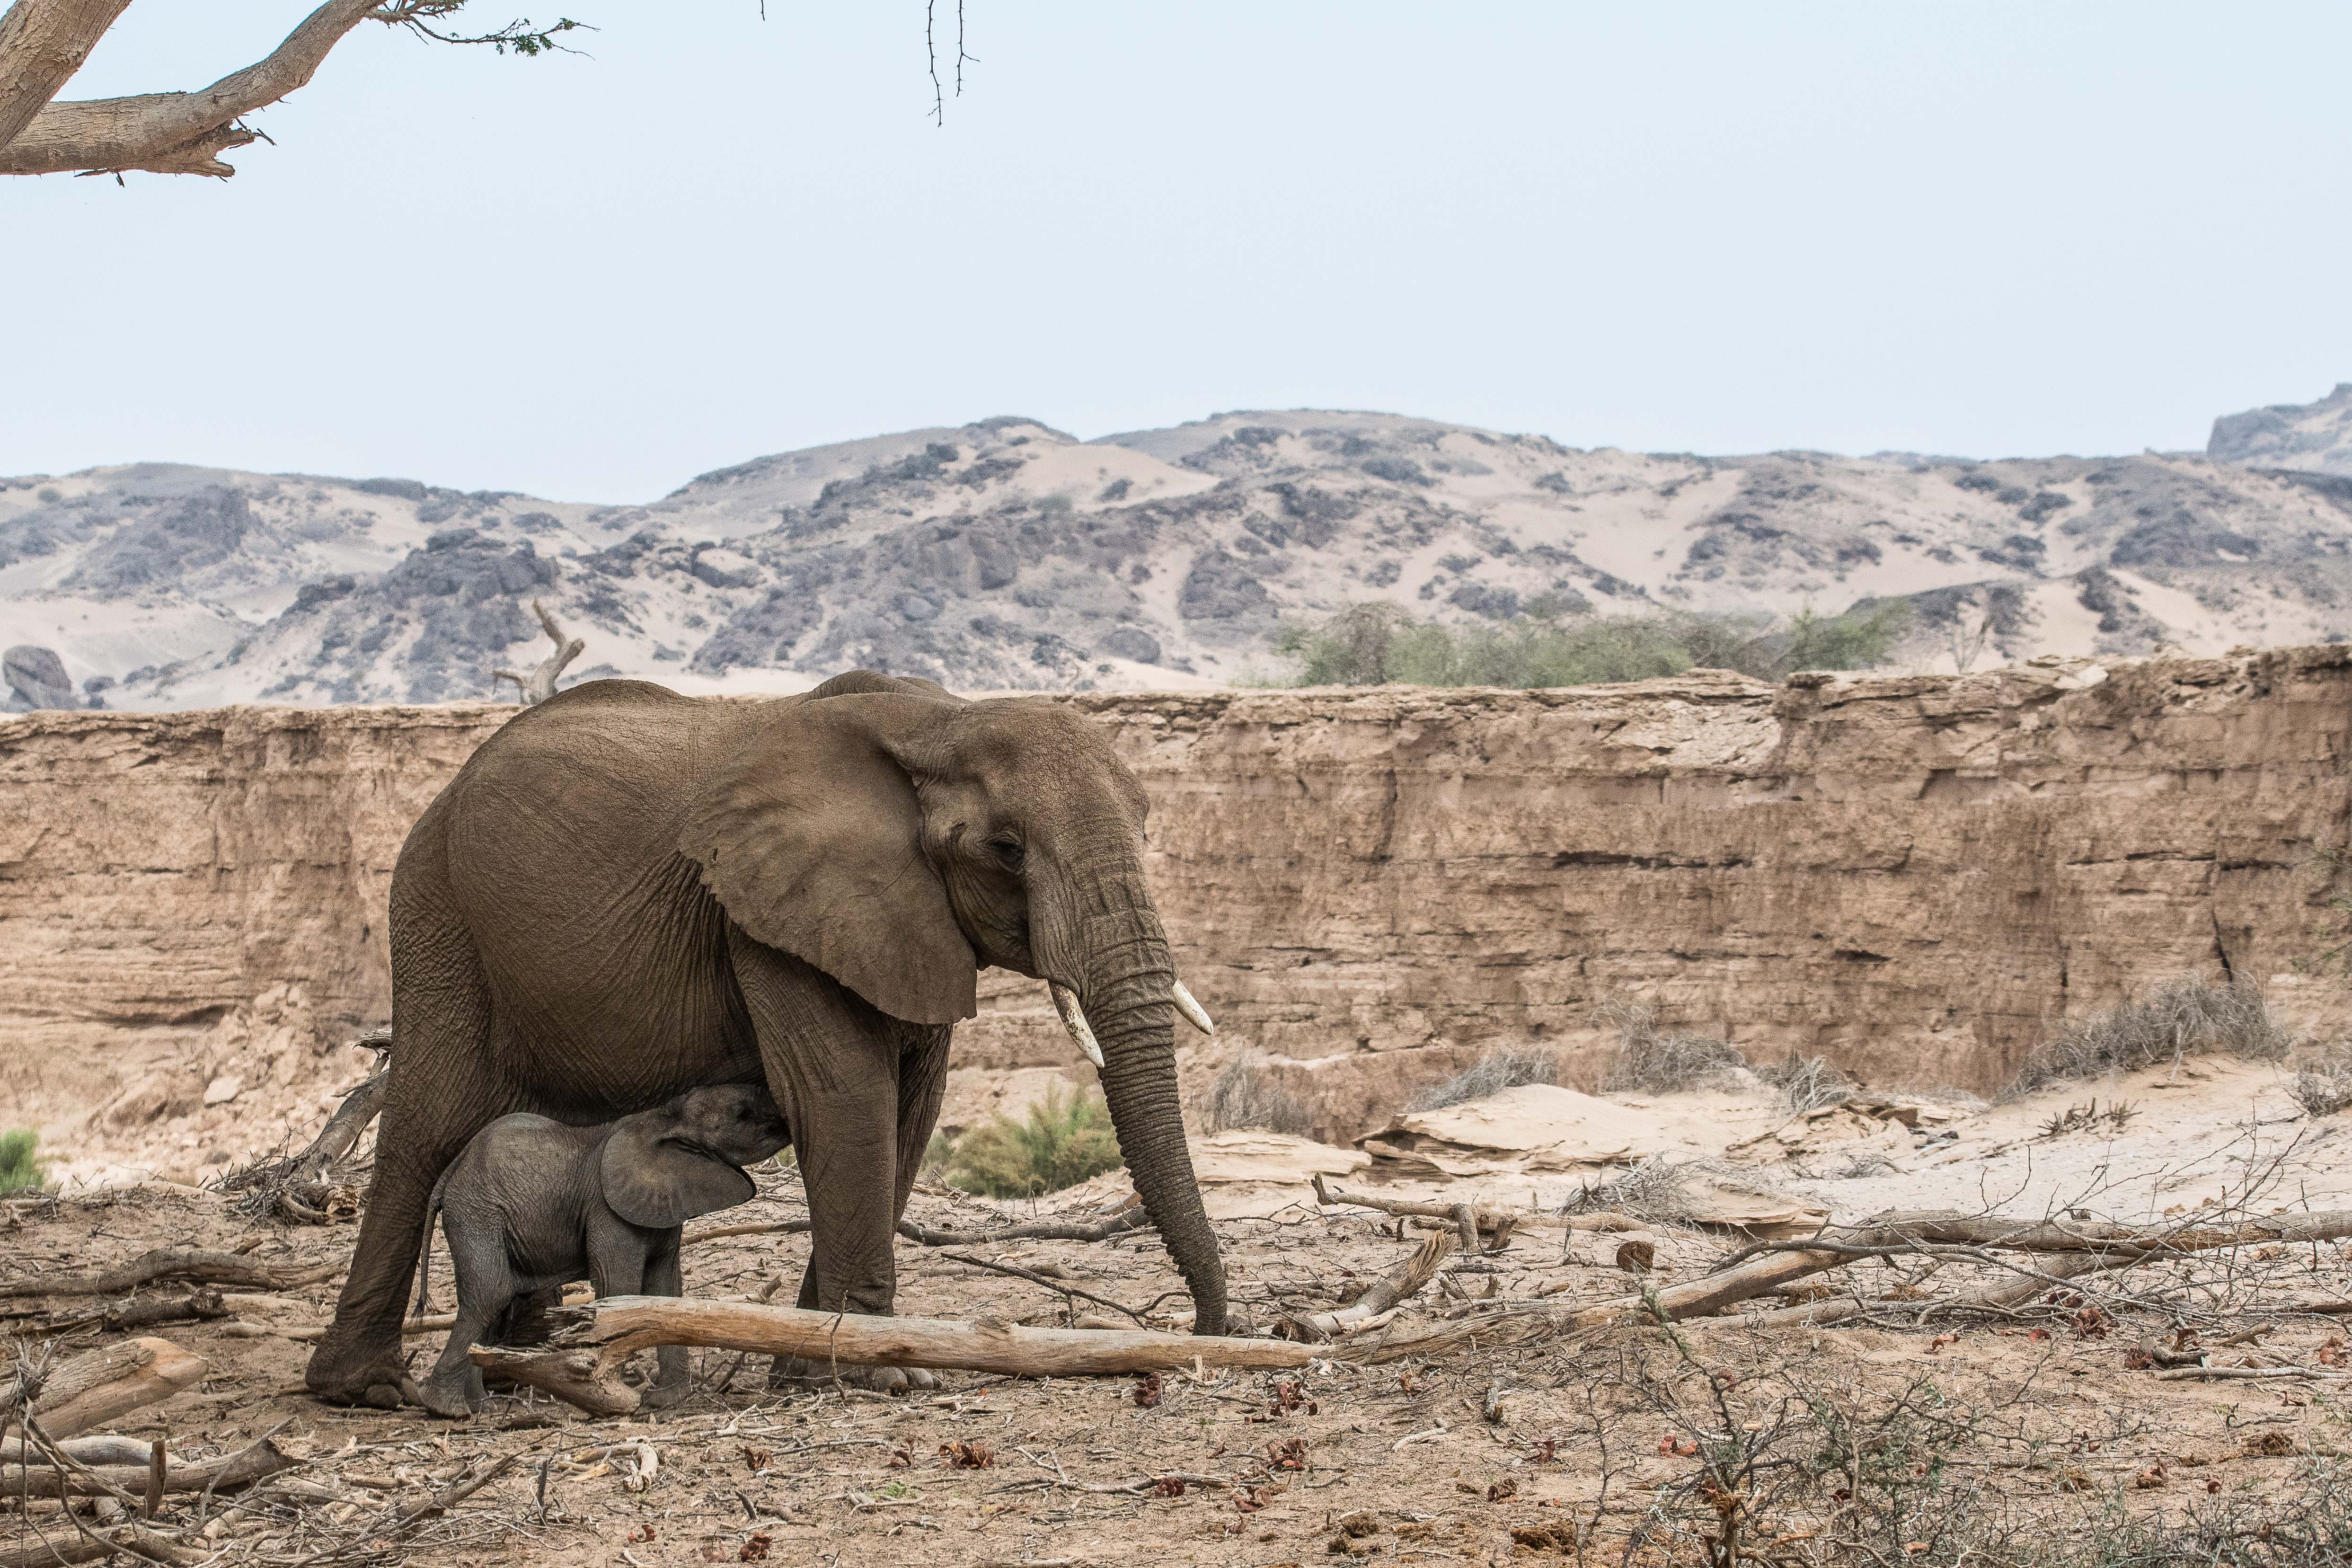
top-left (600, 1122), bottom-right (756, 1229)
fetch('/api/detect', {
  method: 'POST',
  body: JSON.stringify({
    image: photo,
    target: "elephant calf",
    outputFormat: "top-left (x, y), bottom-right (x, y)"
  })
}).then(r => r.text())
top-left (413, 1083), bottom-right (789, 1417)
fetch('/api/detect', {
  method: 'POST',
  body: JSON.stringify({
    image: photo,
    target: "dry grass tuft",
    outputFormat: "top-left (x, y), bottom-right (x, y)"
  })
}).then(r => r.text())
top-left (1409, 1046), bottom-right (1561, 1111)
top-left (1758, 1052), bottom-right (1854, 1113)
top-left (2294, 1056), bottom-right (2352, 1119)
top-left (1599, 1004), bottom-right (1746, 1094)
top-left (2012, 975), bottom-right (2290, 1095)
top-left (1200, 1053), bottom-right (1316, 1137)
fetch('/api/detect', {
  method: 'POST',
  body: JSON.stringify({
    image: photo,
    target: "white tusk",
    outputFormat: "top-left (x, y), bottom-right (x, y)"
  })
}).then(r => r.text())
top-left (1170, 979), bottom-right (1216, 1036)
top-left (1049, 982), bottom-right (1105, 1068)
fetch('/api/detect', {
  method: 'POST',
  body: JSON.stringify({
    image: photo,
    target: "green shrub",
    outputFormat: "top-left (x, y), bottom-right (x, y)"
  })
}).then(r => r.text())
top-left (1267, 598), bottom-right (1909, 689)
top-left (945, 1085), bottom-right (1123, 1198)
top-left (0, 1129), bottom-right (47, 1195)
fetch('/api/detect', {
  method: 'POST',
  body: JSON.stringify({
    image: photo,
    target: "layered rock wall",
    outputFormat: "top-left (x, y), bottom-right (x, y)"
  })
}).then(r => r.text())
top-left (6, 649), bottom-right (2350, 1160)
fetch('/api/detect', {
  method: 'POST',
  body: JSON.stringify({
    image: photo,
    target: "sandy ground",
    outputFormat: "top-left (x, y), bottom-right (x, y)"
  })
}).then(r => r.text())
top-left (6, 1060), bottom-right (2351, 1567)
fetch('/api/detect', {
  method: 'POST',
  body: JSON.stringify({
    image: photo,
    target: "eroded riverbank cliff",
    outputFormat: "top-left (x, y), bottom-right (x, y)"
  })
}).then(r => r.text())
top-left (6, 648), bottom-right (2349, 1168)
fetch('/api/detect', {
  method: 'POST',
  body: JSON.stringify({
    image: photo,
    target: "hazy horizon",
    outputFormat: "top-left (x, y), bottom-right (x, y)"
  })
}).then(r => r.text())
top-left (8, 3), bottom-right (2351, 502)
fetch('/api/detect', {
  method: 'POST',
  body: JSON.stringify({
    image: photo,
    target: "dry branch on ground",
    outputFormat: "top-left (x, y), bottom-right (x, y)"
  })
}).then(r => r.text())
top-left (469, 1295), bottom-right (1317, 1414)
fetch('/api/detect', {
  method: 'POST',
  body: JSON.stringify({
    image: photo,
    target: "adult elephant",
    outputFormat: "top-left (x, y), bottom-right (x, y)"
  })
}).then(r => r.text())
top-left (305, 670), bottom-right (1226, 1409)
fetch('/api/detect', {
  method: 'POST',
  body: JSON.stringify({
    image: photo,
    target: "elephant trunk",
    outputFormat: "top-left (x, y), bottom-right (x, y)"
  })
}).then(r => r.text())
top-left (1086, 952), bottom-right (1228, 1336)
top-left (1052, 860), bottom-right (1227, 1337)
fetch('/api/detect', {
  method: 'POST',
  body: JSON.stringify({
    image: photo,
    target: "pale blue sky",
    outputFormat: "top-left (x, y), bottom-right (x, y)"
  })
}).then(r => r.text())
top-left (6, 2), bottom-right (2349, 501)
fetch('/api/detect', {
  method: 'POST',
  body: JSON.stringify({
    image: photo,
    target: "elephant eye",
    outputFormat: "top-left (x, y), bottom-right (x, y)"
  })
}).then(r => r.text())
top-left (986, 835), bottom-right (1025, 872)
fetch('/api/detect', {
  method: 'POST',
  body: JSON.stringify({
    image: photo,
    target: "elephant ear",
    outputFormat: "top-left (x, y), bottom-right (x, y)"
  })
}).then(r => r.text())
top-left (600, 1120), bottom-right (756, 1229)
top-left (680, 691), bottom-right (977, 1025)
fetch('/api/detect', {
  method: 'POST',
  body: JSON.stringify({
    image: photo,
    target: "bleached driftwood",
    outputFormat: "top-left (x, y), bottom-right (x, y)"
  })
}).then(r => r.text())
top-left (1, 1435), bottom-right (295, 1498)
top-left (0, 1250), bottom-right (337, 1301)
top-left (0, 1524), bottom-right (201, 1568)
top-left (492, 600), bottom-right (584, 706)
top-left (1, 1338), bottom-right (208, 1440)
top-left (1310, 1174), bottom-right (1643, 1236)
top-left (1288, 1231), bottom-right (1454, 1341)
top-left (225, 1037), bottom-right (388, 1223)
top-left (469, 1296), bottom-right (1314, 1415)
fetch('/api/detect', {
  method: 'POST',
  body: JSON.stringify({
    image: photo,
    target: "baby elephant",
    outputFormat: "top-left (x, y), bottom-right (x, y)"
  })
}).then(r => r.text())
top-left (414, 1083), bottom-right (789, 1417)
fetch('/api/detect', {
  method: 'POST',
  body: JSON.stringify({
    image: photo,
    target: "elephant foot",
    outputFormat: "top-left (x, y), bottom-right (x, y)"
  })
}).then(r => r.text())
top-left (640, 1377), bottom-right (693, 1410)
top-left (305, 1337), bottom-right (414, 1409)
top-left (416, 1374), bottom-right (479, 1420)
top-left (768, 1356), bottom-right (937, 1395)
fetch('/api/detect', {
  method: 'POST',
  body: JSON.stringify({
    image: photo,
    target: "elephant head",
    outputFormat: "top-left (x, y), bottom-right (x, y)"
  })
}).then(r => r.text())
top-left (679, 679), bottom-right (1229, 1334)
top-left (601, 1084), bottom-right (792, 1229)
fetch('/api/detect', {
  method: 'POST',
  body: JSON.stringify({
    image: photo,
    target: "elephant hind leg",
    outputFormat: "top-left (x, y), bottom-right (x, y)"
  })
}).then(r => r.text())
top-left (308, 837), bottom-right (516, 1408)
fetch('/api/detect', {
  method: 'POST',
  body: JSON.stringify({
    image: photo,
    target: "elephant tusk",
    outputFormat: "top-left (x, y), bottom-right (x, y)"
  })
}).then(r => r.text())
top-left (1049, 982), bottom-right (1105, 1068)
top-left (1170, 979), bottom-right (1216, 1036)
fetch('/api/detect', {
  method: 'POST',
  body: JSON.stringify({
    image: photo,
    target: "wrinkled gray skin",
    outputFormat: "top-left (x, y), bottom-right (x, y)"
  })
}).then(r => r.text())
top-left (412, 1085), bottom-right (789, 1417)
top-left (306, 670), bottom-right (1226, 1410)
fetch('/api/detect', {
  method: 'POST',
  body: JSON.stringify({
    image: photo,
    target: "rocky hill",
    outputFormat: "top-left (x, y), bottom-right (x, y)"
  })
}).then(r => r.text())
top-left (9, 390), bottom-right (2352, 709)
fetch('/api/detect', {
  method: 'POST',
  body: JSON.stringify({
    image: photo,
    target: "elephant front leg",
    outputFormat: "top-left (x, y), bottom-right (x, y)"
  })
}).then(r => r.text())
top-left (728, 931), bottom-right (927, 1391)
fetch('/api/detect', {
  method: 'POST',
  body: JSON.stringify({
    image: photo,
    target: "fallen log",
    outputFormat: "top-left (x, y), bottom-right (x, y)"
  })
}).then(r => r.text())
top-left (10, 1289), bottom-right (232, 1338)
top-left (1288, 1231), bottom-right (1454, 1341)
top-left (0, 1524), bottom-right (201, 1568)
top-left (678, 1209), bottom-right (1153, 1249)
top-left (1345, 1247), bottom-right (1846, 1363)
top-left (0, 1250), bottom-right (338, 1301)
top-left (468, 1296), bottom-right (1314, 1415)
top-left (2, 1338), bottom-right (209, 1440)
top-left (2153, 1366), bottom-right (2352, 1383)
top-left (0, 1437), bottom-right (296, 1499)
top-left (1309, 1174), bottom-right (1642, 1235)
top-left (1720, 1208), bottom-right (2352, 1268)
top-left (0, 1436), bottom-right (158, 1468)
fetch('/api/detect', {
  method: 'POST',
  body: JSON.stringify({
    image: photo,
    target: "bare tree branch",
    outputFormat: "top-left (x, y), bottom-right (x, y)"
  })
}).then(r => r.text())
top-left (0, 0), bottom-right (380, 177)
top-left (0, 0), bottom-right (135, 153)
top-left (492, 598), bottom-right (584, 705)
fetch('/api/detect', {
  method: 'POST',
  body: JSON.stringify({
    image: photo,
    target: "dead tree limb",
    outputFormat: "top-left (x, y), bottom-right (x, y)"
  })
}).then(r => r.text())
top-left (0, 0), bottom-right (380, 177)
top-left (1346, 1247), bottom-right (1847, 1364)
top-left (223, 1039), bottom-right (389, 1223)
top-left (937, 1252), bottom-right (1152, 1325)
top-left (0, 0), bottom-right (136, 153)
top-left (1309, 1174), bottom-right (1639, 1236)
top-left (0, 1524), bottom-right (199, 1568)
top-left (469, 1295), bottom-right (1315, 1415)
top-left (0, 1338), bottom-right (208, 1440)
top-left (0, 1250), bottom-right (338, 1301)
top-left (492, 599), bottom-right (584, 705)
top-left (680, 1209), bottom-right (1154, 1249)
top-left (1287, 1231), bottom-right (1454, 1342)
top-left (11, 1288), bottom-right (232, 1338)
top-left (1, 1436), bottom-right (295, 1499)
top-left (1715, 1208), bottom-right (2352, 1270)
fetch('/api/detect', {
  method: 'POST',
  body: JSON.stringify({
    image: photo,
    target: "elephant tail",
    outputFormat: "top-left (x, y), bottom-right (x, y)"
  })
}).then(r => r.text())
top-left (411, 1169), bottom-right (451, 1320)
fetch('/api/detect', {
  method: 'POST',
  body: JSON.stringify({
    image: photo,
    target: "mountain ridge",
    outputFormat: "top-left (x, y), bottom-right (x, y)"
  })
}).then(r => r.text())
top-left (8, 386), bottom-right (2352, 710)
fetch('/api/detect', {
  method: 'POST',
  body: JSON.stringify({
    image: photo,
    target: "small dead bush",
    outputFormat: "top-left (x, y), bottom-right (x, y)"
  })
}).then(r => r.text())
top-left (2012, 975), bottom-right (2290, 1095)
top-left (1758, 1052), bottom-right (1853, 1113)
top-left (1561, 1153), bottom-right (1798, 1227)
top-left (1409, 1045), bottom-right (1560, 1112)
top-left (1599, 1004), bottom-right (1745, 1093)
top-left (1201, 1053), bottom-right (1315, 1137)
top-left (2294, 1057), bottom-right (2352, 1119)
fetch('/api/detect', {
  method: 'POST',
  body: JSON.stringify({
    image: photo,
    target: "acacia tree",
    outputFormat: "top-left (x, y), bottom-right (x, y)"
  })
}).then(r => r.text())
top-left (0, 0), bottom-right (967, 180)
